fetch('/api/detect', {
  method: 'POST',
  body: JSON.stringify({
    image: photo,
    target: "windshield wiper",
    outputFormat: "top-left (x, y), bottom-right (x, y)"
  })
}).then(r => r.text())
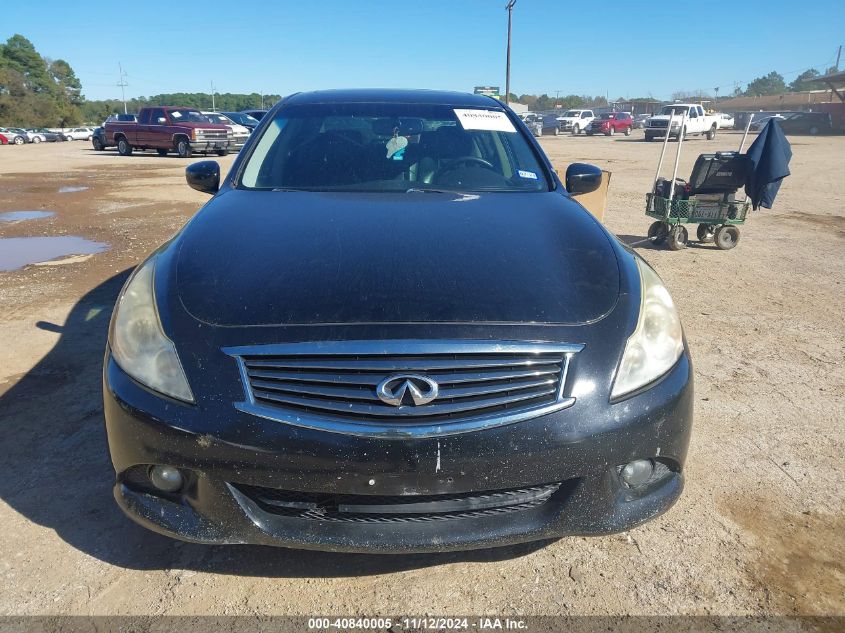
top-left (405, 187), bottom-right (463, 194)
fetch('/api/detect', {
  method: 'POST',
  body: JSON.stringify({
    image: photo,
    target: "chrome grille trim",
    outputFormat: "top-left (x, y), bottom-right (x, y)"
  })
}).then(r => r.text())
top-left (224, 340), bottom-right (584, 439)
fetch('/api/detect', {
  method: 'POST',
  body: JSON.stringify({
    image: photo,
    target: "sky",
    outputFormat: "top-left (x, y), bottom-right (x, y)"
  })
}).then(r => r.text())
top-left (3, 0), bottom-right (843, 102)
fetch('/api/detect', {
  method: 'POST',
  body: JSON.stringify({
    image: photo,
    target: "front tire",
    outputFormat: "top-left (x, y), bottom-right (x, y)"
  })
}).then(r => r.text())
top-left (117, 137), bottom-right (133, 156)
top-left (156, 148), bottom-right (169, 156)
top-left (715, 225), bottom-right (740, 250)
top-left (667, 225), bottom-right (688, 250)
top-left (624, 126), bottom-right (632, 136)
top-left (32, 136), bottom-right (41, 144)
top-left (91, 137), bottom-right (104, 151)
top-left (573, 124), bottom-right (580, 135)
top-left (606, 127), bottom-right (614, 136)
top-left (706, 125), bottom-right (716, 140)
top-left (13, 136), bottom-right (24, 145)
top-left (176, 138), bottom-right (192, 158)
top-left (216, 148), bottom-right (229, 156)
top-left (809, 126), bottom-right (819, 135)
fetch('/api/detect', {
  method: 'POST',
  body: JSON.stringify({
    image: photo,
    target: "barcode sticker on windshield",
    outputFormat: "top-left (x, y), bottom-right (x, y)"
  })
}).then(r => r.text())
top-left (454, 109), bottom-right (516, 133)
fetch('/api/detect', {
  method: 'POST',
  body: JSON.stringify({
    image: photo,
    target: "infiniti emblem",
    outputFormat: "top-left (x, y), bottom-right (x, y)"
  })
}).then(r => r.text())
top-left (376, 374), bottom-right (439, 407)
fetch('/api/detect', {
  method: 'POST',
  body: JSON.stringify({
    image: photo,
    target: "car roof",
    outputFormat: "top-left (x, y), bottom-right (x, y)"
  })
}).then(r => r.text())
top-left (283, 89), bottom-right (504, 108)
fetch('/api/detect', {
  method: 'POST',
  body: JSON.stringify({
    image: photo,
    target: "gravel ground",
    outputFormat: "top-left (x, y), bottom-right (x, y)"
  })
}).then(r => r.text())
top-left (0, 132), bottom-right (842, 623)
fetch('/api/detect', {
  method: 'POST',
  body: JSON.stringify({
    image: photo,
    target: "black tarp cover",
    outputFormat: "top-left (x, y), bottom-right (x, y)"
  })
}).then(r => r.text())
top-left (744, 118), bottom-right (792, 209)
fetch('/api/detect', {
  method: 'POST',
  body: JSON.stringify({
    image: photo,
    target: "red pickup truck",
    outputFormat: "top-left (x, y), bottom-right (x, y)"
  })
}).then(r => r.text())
top-left (105, 106), bottom-right (232, 157)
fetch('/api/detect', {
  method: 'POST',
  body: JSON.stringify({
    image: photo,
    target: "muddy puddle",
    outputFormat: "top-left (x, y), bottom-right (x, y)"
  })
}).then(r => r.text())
top-left (57, 186), bottom-right (90, 193)
top-left (0, 211), bottom-right (56, 222)
top-left (0, 236), bottom-right (108, 271)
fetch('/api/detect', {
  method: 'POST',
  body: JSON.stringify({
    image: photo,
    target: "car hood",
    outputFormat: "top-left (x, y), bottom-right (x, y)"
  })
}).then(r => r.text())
top-left (174, 190), bottom-right (620, 326)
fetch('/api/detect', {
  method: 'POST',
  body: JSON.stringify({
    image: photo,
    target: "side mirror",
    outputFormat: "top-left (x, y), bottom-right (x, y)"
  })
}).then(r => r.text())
top-left (186, 160), bottom-right (220, 195)
top-left (565, 163), bottom-right (602, 195)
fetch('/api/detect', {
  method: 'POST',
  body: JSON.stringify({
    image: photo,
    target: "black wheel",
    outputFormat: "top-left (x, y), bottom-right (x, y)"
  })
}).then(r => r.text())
top-left (667, 225), bottom-right (688, 251)
top-left (645, 135), bottom-right (653, 142)
top-left (573, 124), bottom-right (580, 135)
top-left (117, 137), bottom-right (133, 156)
top-left (156, 148), bottom-right (169, 156)
top-left (647, 221), bottom-right (670, 245)
top-left (606, 127), bottom-right (614, 136)
top-left (706, 125), bottom-right (716, 140)
top-left (715, 225), bottom-right (740, 250)
top-left (696, 223), bottom-right (716, 243)
top-left (91, 137), bottom-right (104, 151)
top-left (32, 136), bottom-right (41, 144)
top-left (176, 138), bottom-right (192, 158)
top-left (809, 126), bottom-right (819, 136)
top-left (624, 126), bottom-right (631, 136)
top-left (216, 148), bottom-right (229, 156)
top-left (675, 128), bottom-right (686, 142)
top-left (13, 136), bottom-right (24, 145)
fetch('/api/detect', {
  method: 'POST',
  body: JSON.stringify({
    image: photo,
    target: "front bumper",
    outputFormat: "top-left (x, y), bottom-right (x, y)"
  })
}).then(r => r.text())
top-left (104, 347), bottom-right (694, 553)
top-left (190, 139), bottom-right (231, 152)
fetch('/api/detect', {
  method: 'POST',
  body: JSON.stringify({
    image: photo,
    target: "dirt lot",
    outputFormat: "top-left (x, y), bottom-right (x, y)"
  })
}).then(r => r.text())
top-left (0, 132), bottom-right (842, 622)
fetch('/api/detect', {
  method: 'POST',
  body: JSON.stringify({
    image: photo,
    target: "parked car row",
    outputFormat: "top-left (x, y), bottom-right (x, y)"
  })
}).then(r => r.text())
top-left (91, 108), bottom-right (264, 156)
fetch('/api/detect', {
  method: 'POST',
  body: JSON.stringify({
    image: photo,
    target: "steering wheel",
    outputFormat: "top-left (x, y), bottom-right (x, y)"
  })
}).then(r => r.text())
top-left (432, 156), bottom-right (496, 183)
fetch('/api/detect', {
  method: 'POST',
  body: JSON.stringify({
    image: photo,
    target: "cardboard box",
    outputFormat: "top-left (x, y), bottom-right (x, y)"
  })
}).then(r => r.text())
top-left (556, 169), bottom-right (612, 223)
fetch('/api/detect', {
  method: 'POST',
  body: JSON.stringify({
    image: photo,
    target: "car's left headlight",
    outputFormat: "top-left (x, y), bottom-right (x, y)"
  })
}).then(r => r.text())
top-left (110, 257), bottom-right (194, 402)
top-left (611, 259), bottom-right (684, 399)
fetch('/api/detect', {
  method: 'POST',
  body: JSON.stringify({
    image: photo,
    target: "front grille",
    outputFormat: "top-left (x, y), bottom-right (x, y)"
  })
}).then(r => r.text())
top-left (649, 120), bottom-right (669, 128)
top-left (225, 341), bottom-right (582, 437)
top-left (235, 482), bottom-right (564, 523)
top-left (196, 129), bottom-right (229, 140)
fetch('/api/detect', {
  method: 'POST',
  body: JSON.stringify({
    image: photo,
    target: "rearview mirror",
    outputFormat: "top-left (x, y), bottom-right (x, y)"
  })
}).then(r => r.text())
top-left (565, 163), bottom-right (602, 195)
top-left (186, 161), bottom-right (220, 195)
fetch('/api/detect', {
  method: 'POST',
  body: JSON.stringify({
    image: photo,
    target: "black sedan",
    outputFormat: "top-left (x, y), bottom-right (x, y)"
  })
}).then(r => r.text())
top-left (776, 112), bottom-right (832, 135)
top-left (104, 89), bottom-right (693, 553)
top-left (221, 111), bottom-right (261, 131)
top-left (26, 128), bottom-right (66, 142)
top-left (240, 109), bottom-right (268, 121)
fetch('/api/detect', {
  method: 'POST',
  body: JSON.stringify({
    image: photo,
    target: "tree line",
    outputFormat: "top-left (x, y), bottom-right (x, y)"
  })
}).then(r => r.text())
top-left (80, 93), bottom-right (281, 124)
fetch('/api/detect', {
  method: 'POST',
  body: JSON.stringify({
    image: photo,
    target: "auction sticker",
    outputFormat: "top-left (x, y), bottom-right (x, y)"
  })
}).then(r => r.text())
top-left (454, 109), bottom-right (516, 133)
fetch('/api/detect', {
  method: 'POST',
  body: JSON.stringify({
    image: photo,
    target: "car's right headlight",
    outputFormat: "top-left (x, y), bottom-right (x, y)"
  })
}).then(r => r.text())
top-left (110, 257), bottom-right (194, 402)
top-left (611, 259), bottom-right (684, 399)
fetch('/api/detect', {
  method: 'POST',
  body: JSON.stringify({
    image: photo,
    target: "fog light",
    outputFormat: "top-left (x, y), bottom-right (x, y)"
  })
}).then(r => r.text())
top-left (149, 465), bottom-right (184, 492)
top-left (620, 459), bottom-right (655, 488)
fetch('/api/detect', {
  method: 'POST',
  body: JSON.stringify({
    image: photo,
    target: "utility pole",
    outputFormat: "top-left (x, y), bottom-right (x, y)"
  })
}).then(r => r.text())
top-left (714, 86), bottom-right (719, 107)
top-left (117, 63), bottom-right (128, 114)
top-left (211, 81), bottom-right (216, 111)
top-left (505, 0), bottom-right (516, 105)
top-left (836, 45), bottom-right (842, 71)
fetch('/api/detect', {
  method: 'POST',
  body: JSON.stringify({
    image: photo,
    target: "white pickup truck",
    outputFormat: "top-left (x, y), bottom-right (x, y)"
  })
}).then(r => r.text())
top-left (645, 104), bottom-right (718, 142)
top-left (556, 109), bottom-right (595, 134)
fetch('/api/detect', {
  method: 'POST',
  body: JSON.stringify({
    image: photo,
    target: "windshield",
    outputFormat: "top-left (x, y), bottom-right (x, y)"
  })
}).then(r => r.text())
top-left (563, 110), bottom-right (580, 117)
top-left (205, 113), bottom-right (233, 125)
top-left (168, 109), bottom-right (208, 123)
top-left (225, 112), bottom-right (259, 126)
top-left (240, 102), bottom-right (549, 193)
top-left (659, 105), bottom-right (690, 115)
top-left (599, 113), bottom-right (615, 120)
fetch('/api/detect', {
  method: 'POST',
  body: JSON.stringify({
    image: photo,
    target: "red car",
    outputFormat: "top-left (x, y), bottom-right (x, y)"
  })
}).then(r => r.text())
top-left (587, 112), bottom-right (634, 136)
top-left (0, 133), bottom-right (8, 145)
